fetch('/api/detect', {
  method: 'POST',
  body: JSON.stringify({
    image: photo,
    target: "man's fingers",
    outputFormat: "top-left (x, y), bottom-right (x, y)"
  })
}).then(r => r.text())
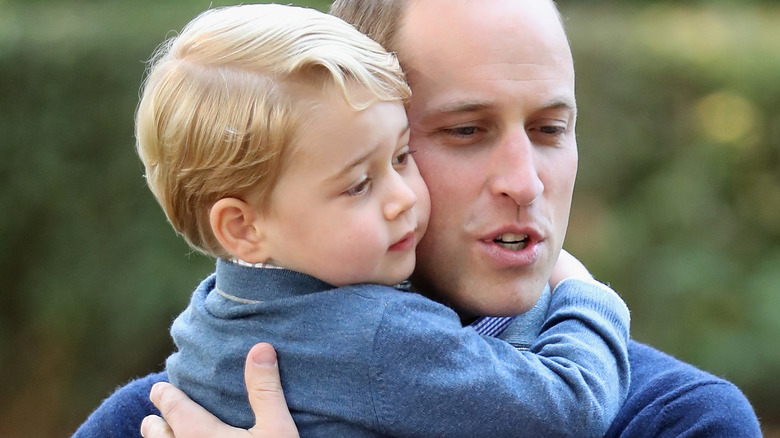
top-left (143, 345), bottom-right (299, 438)
top-left (140, 415), bottom-right (173, 438)
top-left (244, 343), bottom-right (300, 438)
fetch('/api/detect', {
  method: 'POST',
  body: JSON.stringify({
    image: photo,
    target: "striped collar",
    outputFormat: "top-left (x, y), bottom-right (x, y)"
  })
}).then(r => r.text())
top-left (470, 316), bottom-right (515, 337)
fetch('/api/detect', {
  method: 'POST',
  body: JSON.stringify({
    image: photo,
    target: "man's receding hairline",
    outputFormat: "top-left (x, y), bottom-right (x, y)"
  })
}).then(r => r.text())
top-left (394, 0), bottom-right (567, 46)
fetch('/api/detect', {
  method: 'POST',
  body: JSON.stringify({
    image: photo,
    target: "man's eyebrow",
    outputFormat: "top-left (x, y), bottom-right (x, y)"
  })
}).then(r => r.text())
top-left (434, 101), bottom-right (490, 114)
top-left (432, 98), bottom-right (577, 115)
top-left (541, 98), bottom-right (578, 114)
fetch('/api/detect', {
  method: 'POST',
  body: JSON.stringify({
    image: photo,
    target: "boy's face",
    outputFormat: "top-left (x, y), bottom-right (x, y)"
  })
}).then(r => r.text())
top-left (257, 84), bottom-right (430, 287)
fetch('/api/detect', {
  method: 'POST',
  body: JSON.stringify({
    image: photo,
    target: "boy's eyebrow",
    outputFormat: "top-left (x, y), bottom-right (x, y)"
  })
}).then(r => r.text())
top-left (399, 125), bottom-right (411, 142)
top-left (325, 123), bottom-right (410, 185)
top-left (327, 148), bottom-right (376, 184)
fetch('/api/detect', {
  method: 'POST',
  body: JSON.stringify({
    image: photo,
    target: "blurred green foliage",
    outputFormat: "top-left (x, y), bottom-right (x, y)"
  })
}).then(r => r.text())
top-left (560, 3), bottom-right (780, 429)
top-left (1, 1), bottom-right (778, 436)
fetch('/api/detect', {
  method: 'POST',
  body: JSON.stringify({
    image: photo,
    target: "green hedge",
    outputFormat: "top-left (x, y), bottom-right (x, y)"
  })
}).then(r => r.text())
top-left (1, 2), bottom-right (777, 436)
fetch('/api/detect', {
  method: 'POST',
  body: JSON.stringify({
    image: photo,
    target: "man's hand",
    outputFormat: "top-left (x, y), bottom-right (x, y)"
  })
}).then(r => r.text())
top-left (141, 343), bottom-right (300, 438)
top-left (549, 249), bottom-right (594, 291)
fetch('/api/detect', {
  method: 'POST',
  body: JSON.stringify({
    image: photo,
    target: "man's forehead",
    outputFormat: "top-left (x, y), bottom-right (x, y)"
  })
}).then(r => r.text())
top-left (398, 0), bottom-right (568, 59)
top-left (398, 3), bottom-right (571, 73)
top-left (403, 61), bottom-right (576, 116)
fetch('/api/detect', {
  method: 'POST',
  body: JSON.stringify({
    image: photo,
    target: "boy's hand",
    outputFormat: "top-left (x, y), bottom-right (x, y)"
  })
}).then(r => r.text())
top-left (549, 249), bottom-right (594, 291)
top-left (141, 343), bottom-right (299, 438)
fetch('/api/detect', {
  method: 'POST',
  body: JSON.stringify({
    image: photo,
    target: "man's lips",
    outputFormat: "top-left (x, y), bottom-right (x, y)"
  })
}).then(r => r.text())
top-left (478, 227), bottom-right (544, 267)
top-left (492, 232), bottom-right (531, 250)
top-left (389, 231), bottom-right (416, 251)
top-left (482, 226), bottom-right (543, 246)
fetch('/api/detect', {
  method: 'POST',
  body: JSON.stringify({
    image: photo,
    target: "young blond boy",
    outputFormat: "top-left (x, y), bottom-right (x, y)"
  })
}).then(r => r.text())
top-left (87, 4), bottom-right (630, 437)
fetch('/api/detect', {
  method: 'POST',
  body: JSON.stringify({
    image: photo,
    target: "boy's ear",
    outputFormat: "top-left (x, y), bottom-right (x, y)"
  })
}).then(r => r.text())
top-left (209, 198), bottom-right (271, 263)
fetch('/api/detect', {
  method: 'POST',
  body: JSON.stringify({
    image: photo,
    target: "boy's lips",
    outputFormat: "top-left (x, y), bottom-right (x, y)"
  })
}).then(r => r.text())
top-left (389, 231), bottom-right (416, 251)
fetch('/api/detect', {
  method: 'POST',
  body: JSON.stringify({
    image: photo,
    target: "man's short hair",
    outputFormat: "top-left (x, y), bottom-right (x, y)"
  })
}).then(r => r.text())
top-left (330, 0), bottom-right (565, 61)
top-left (330, 0), bottom-right (408, 52)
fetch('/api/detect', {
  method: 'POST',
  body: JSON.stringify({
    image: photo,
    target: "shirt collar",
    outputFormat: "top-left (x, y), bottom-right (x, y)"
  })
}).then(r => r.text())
top-left (470, 284), bottom-right (551, 349)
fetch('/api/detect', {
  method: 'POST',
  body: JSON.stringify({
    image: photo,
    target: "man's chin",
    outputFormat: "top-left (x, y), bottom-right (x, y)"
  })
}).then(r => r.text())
top-left (411, 271), bottom-right (546, 317)
top-left (453, 289), bottom-right (546, 321)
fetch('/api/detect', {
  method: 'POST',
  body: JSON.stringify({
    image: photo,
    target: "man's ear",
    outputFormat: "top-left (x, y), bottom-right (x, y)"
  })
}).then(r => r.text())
top-left (209, 198), bottom-right (271, 263)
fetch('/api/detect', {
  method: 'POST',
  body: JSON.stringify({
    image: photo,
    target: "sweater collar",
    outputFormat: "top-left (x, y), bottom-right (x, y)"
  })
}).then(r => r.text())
top-left (215, 258), bottom-right (333, 303)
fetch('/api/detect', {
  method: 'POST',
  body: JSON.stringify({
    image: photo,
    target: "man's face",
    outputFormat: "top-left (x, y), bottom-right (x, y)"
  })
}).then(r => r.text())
top-left (398, 0), bottom-right (578, 317)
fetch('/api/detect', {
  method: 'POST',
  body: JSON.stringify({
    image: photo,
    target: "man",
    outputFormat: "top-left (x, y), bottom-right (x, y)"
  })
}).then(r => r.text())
top-left (131, 0), bottom-right (762, 436)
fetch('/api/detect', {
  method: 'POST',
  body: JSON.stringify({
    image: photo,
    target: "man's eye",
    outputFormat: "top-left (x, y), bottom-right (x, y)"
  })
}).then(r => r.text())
top-left (344, 175), bottom-right (371, 197)
top-left (538, 125), bottom-right (566, 135)
top-left (445, 126), bottom-right (479, 137)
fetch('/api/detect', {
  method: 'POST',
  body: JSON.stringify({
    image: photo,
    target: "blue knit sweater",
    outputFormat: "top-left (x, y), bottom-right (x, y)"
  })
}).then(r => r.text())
top-left (163, 260), bottom-right (629, 437)
top-left (73, 341), bottom-right (763, 437)
top-left (73, 261), bottom-right (760, 436)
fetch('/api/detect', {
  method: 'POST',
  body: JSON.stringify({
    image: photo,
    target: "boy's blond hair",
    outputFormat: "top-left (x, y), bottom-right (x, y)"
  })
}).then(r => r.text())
top-left (136, 4), bottom-right (410, 258)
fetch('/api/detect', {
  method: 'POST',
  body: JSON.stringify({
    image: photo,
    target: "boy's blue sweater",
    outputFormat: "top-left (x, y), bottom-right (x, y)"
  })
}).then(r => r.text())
top-left (165, 261), bottom-right (629, 437)
top-left (73, 260), bottom-right (760, 436)
top-left (73, 340), bottom-right (762, 437)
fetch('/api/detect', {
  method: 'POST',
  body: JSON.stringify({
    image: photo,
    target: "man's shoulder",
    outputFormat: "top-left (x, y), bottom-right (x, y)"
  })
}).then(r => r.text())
top-left (72, 371), bottom-right (168, 438)
top-left (606, 340), bottom-right (761, 437)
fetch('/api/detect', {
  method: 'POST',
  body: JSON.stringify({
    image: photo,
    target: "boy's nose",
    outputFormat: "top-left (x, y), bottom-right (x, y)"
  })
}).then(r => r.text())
top-left (383, 171), bottom-right (418, 221)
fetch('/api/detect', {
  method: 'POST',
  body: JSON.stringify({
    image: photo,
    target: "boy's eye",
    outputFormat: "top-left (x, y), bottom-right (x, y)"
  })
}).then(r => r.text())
top-left (344, 175), bottom-right (371, 197)
top-left (392, 148), bottom-right (412, 167)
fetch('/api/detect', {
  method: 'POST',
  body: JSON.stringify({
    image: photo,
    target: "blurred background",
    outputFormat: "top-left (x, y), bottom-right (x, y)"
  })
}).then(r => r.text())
top-left (1, 0), bottom-right (778, 436)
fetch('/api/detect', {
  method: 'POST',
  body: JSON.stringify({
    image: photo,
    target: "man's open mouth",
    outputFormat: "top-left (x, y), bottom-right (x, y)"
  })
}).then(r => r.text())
top-left (493, 233), bottom-right (530, 251)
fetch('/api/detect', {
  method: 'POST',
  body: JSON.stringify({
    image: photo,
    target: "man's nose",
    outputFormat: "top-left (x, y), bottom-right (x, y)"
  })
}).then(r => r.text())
top-left (383, 170), bottom-right (418, 221)
top-left (488, 130), bottom-right (544, 206)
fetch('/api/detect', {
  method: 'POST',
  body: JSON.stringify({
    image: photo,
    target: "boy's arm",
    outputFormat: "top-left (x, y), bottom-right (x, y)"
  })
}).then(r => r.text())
top-left (147, 282), bottom-right (628, 438)
top-left (366, 278), bottom-right (630, 438)
top-left (147, 262), bottom-right (628, 438)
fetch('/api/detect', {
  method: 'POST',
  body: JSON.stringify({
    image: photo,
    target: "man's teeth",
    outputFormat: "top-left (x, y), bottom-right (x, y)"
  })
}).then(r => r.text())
top-left (494, 233), bottom-right (529, 250)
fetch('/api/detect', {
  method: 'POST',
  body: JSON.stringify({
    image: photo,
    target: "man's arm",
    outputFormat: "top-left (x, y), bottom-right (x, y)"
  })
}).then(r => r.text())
top-left (142, 343), bottom-right (299, 438)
